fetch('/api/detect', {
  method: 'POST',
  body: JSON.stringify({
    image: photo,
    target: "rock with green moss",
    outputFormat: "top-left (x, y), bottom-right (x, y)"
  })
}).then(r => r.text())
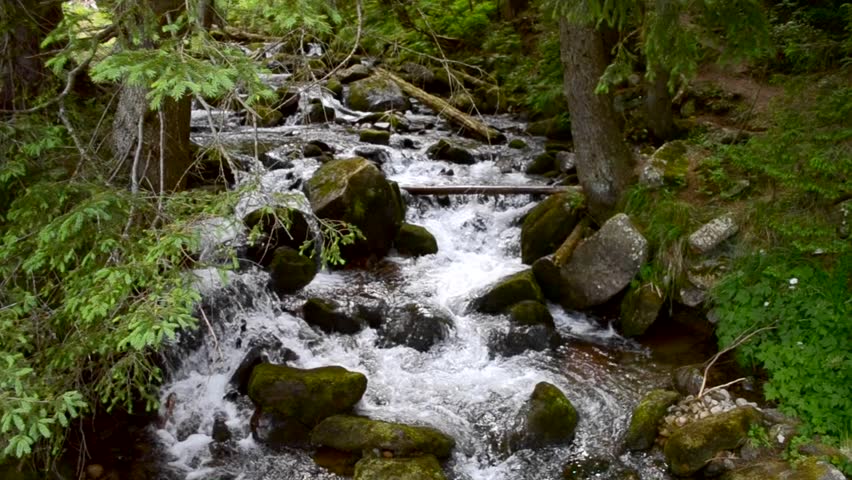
top-left (619, 283), bottom-right (664, 337)
top-left (508, 300), bottom-right (553, 327)
top-left (525, 117), bottom-right (572, 140)
top-left (354, 455), bottom-right (447, 480)
top-left (253, 104), bottom-right (284, 127)
top-left (313, 447), bottom-right (361, 476)
top-left (326, 77), bottom-right (343, 99)
top-left (360, 129), bottom-right (391, 145)
top-left (511, 382), bottom-right (578, 449)
top-left (721, 458), bottom-right (846, 480)
top-left (520, 192), bottom-right (583, 265)
top-left (508, 138), bottom-right (527, 149)
top-left (303, 298), bottom-right (364, 334)
top-left (340, 64), bottom-right (371, 84)
top-left (639, 140), bottom-right (690, 189)
top-left (624, 390), bottom-right (680, 451)
top-left (248, 364), bottom-right (367, 427)
top-left (525, 153), bottom-right (556, 175)
top-left (531, 255), bottom-right (561, 302)
top-left (244, 206), bottom-right (312, 266)
top-left (395, 223), bottom-right (438, 257)
top-left (304, 101), bottom-right (336, 124)
top-left (311, 415), bottom-right (455, 458)
top-left (664, 407), bottom-right (761, 477)
top-left (426, 139), bottom-right (476, 165)
top-left (346, 76), bottom-right (410, 112)
top-left (306, 157), bottom-right (405, 262)
top-left (471, 269), bottom-right (544, 314)
top-left (268, 246), bottom-right (317, 294)
top-left (475, 86), bottom-right (508, 114)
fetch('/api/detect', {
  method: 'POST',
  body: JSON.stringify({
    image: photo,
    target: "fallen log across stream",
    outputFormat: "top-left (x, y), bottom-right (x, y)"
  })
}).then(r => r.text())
top-left (377, 68), bottom-right (506, 144)
top-left (399, 185), bottom-right (582, 195)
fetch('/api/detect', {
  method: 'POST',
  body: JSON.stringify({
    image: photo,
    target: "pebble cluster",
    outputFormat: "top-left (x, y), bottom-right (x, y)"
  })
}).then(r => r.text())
top-left (659, 388), bottom-right (759, 438)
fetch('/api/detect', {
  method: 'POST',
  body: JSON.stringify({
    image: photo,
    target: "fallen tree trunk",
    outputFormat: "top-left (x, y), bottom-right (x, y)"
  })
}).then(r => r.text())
top-left (378, 68), bottom-right (505, 144)
top-left (400, 185), bottom-right (581, 196)
top-left (553, 217), bottom-right (590, 266)
top-left (211, 27), bottom-right (281, 43)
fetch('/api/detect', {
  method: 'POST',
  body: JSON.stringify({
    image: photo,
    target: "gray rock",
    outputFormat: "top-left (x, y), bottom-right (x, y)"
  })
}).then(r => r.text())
top-left (339, 64), bottom-right (371, 84)
top-left (346, 76), bottom-right (411, 112)
top-left (378, 303), bottom-right (453, 352)
top-left (619, 282), bottom-right (664, 337)
top-left (555, 151), bottom-right (576, 173)
top-left (688, 214), bottom-right (738, 254)
top-left (559, 214), bottom-right (649, 309)
top-left (624, 390), bottom-right (681, 451)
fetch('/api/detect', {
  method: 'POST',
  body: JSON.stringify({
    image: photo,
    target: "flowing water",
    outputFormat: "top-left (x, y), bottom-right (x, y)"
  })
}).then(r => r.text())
top-left (154, 80), bottom-right (683, 480)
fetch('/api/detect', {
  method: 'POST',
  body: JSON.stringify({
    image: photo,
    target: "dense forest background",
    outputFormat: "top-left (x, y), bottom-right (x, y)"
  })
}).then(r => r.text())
top-left (1, 0), bottom-right (850, 475)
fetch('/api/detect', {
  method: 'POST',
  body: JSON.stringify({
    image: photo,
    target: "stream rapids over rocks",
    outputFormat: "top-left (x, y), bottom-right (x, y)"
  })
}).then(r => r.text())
top-left (152, 72), bottom-right (690, 480)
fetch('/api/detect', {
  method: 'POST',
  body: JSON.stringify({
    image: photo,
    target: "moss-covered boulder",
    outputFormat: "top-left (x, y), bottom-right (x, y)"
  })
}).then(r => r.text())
top-left (253, 104), bottom-right (284, 127)
top-left (304, 101), bottom-right (336, 124)
top-left (664, 407), bottom-right (761, 477)
top-left (340, 64), bottom-right (371, 84)
top-left (624, 390), bottom-right (680, 451)
top-left (525, 153), bottom-right (556, 175)
top-left (360, 129), bottom-right (391, 145)
top-left (508, 300), bottom-right (553, 327)
top-left (426, 139), bottom-right (476, 165)
top-left (248, 364), bottom-right (367, 427)
top-left (354, 455), bottom-right (447, 480)
top-left (531, 255), bottom-right (561, 302)
top-left (471, 269), bottom-right (544, 314)
top-left (395, 223), bottom-right (438, 257)
top-left (639, 140), bottom-right (690, 189)
top-left (520, 192), bottom-right (583, 265)
top-left (326, 77), bottom-right (343, 99)
top-left (511, 382), bottom-right (578, 449)
top-left (268, 246), bottom-right (317, 295)
top-left (313, 447), bottom-right (361, 476)
top-left (721, 458), bottom-right (847, 480)
top-left (303, 298), bottom-right (365, 334)
top-left (619, 283), bottom-right (665, 337)
top-left (311, 415), bottom-right (455, 459)
top-left (346, 76), bottom-right (411, 112)
top-left (525, 116), bottom-right (572, 140)
top-left (306, 157), bottom-right (405, 262)
top-left (508, 138), bottom-right (527, 149)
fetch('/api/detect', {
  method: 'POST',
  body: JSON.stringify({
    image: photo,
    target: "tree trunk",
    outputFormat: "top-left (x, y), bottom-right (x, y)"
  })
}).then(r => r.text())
top-left (646, 67), bottom-right (676, 142)
top-left (559, 17), bottom-right (635, 220)
top-left (0, 0), bottom-right (63, 110)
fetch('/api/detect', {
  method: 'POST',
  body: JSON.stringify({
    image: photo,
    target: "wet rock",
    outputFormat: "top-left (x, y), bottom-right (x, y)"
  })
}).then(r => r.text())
top-left (525, 153), bottom-right (556, 175)
top-left (304, 101), bottom-right (336, 124)
top-left (270, 86), bottom-right (301, 117)
top-left (243, 206), bottom-right (312, 266)
top-left (624, 390), bottom-right (680, 451)
top-left (307, 139), bottom-right (335, 154)
top-left (248, 364), bottom-right (367, 427)
top-left (346, 76), bottom-right (411, 112)
top-left (525, 117), bottom-right (572, 140)
top-left (311, 415), bottom-right (455, 459)
top-left (313, 447), bottom-right (361, 476)
top-left (303, 143), bottom-right (325, 158)
top-left (489, 324), bottom-right (557, 357)
top-left (471, 269), bottom-right (544, 314)
top-left (688, 214), bottom-right (738, 254)
top-left (252, 104), bottom-right (284, 127)
top-left (508, 138), bottom-right (527, 149)
top-left (510, 382), bottom-right (578, 449)
top-left (354, 146), bottom-right (391, 165)
top-left (354, 455), bottom-right (447, 480)
top-left (563, 457), bottom-right (611, 480)
top-left (306, 157), bottom-right (405, 262)
top-left (378, 303), bottom-right (453, 352)
top-left (227, 346), bottom-right (269, 397)
top-left (664, 407), bottom-right (760, 477)
top-left (360, 129), bottom-right (391, 146)
top-left (531, 255), bottom-right (561, 302)
top-left (399, 62), bottom-right (436, 89)
top-left (426, 139), bottom-right (476, 165)
top-left (211, 412), bottom-right (231, 443)
top-left (326, 77), bottom-right (343, 99)
top-left (268, 246), bottom-right (317, 294)
top-left (252, 409), bottom-right (313, 448)
top-left (508, 300), bottom-right (553, 326)
top-left (520, 191), bottom-right (583, 265)
top-left (673, 365), bottom-right (705, 396)
top-left (619, 282), bottom-right (664, 337)
top-left (394, 223), bottom-right (438, 257)
top-left (303, 298), bottom-right (364, 334)
top-left (559, 214), bottom-right (648, 309)
top-left (339, 64), bottom-right (371, 84)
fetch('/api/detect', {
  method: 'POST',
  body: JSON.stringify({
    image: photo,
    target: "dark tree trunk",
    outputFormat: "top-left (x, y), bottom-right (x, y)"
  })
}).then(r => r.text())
top-left (500, 0), bottom-right (529, 20)
top-left (646, 67), bottom-right (676, 142)
top-left (0, 0), bottom-right (64, 110)
top-left (559, 17), bottom-right (634, 219)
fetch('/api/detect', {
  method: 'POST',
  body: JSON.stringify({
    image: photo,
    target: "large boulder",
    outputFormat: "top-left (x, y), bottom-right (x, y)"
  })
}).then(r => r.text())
top-left (510, 382), bottom-right (578, 450)
top-left (378, 303), bottom-right (453, 352)
top-left (311, 415), bottom-right (455, 459)
top-left (471, 269), bottom-right (544, 314)
top-left (520, 192), bottom-right (583, 265)
top-left (346, 76), bottom-right (411, 112)
top-left (248, 364), bottom-right (367, 427)
top-left (395, 223), bottom-right (439, 257)
top-left (268, 246), bottom-right (317, 294)
top-left (306, 157), bottom-right (405, 262)
top-left (559, 214), bottom-right (648, 309)
top-left (354, 455), bottom-right (447, 480)
top-left (619, 282), bottom-right (665, 337)
top-left (664, 407), bottom-right (761, 477)
top-left (624, 390), bottom-right (680, 451)
top-left (508, 300), bottom-right (553, 326)
top-left (426, 139), bottom-right (476, 165)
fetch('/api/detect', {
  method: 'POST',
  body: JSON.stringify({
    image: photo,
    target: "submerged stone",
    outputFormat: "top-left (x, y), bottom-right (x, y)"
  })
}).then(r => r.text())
top-left (302, 298), bottom-right (365, 334)
top-left (311, 415), bottom-right (455, 458)
top-left (395, 223), bottom-right (438, 257)
top-left (378, 303), bottom-right (453, 352)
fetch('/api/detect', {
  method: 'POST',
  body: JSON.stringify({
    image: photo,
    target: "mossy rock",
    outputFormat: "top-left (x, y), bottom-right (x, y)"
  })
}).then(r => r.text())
top-left (520, 192), bottom-right (583, 265)
top-left (326, 77), bottom-right (343, 99)
top-left (664, 407), bottom-right (761, 477)
top-left (346, 76), bottom-right (410, 112)
top-left (624, 390), bottom-right (680, 451)
top-left (532, 255), bottom-right (561, 302)
top-left (354, 455), bottom-right (447, 480)
top-left (648, 141), bottom-right (689, 188)
top-left (525, 153), bottom-right (556, 175)
top-left (508, 138), bottom-right (527, 149)
top-left (395, 223), bottom-right (438, 257)
top-left (472, 269), bottom-right (544, 314)
top-left (360, 129), bottom-right (391, 146)
top-left (306, 157), bottom-right (405, 262)
top-left (254, 104), bottom-right (284, 127)
top-left (304, 102), bottom-right (336, 124)
top-left (247, 364), bottom-right (367, 427)
top-left (303, 298), bottom-right (364, 334)
top-left (619, 283), bottom-right (665, 337)
top-left (508, 300), bottom-right (553, 327)
top-left (268, 246), bottom-right (317, 294)
top-left (511, 382), bottom-right (578, 449)
top-left (525, 117), bottom-right (572, 140)
top-left (243, 207), bottom-right (312, 266)
top-left (313, 447), bottom-right (360, 476)
top-left (271, 86), bottom-right (301, 117)
top-left (340, 64), bottom-right (371, 84)
top-left (311, 415), bottom-right (455, 459)
top-left (426, 139), bottom-right (476, 165)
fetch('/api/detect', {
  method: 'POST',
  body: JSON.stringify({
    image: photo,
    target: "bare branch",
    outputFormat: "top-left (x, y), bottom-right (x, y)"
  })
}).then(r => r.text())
top-left (697, 324), bottom-right (776, 398)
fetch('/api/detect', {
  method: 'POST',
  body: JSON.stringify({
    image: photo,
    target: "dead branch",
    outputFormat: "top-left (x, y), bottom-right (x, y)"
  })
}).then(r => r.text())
top-left (554, 217), bottom-right (590, 266)
top-left (697, 324), bottom-right (777, 398)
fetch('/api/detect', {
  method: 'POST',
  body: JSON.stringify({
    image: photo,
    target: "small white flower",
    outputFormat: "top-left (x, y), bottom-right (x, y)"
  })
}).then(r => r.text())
top-left (764, 301), bottom-right (770, 307)
top-left (789, 278), bottom-right (798, 285)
